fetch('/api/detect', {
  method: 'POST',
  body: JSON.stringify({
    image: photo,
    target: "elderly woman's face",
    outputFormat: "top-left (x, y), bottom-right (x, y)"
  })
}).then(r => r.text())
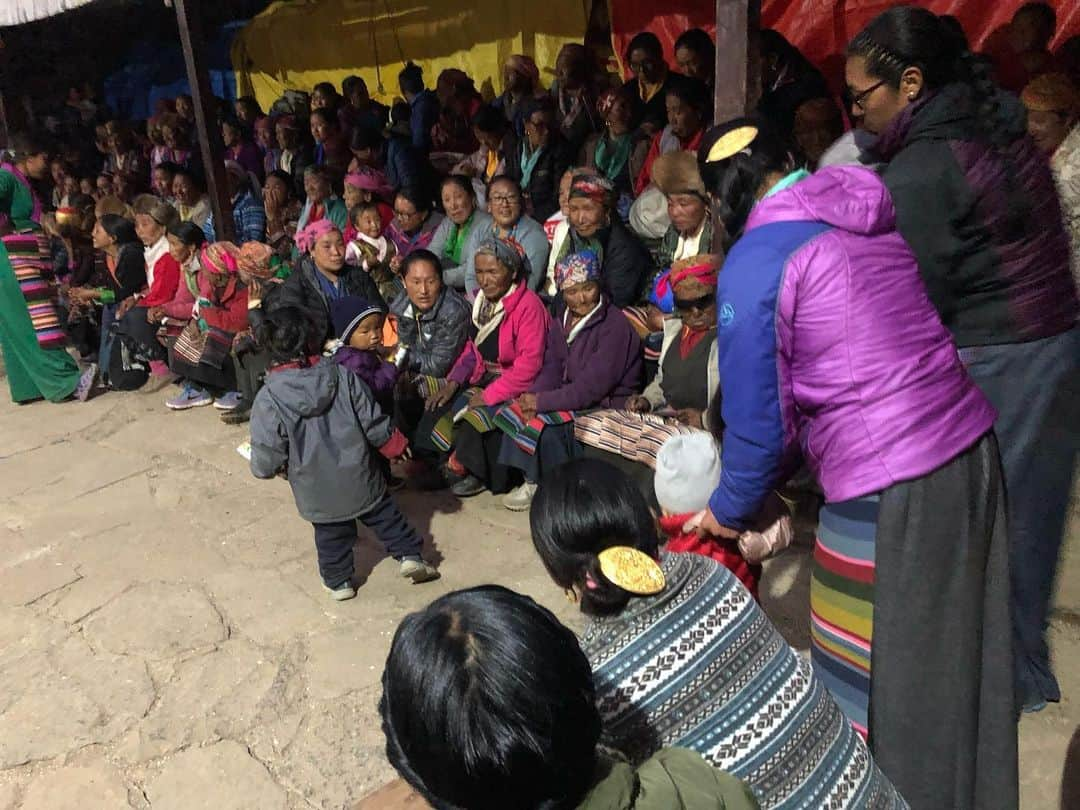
top-left (569, 196), bottom-right (607, 238)
top-left (1027, 108), bottom-right (1075, 155)
top-left (524, 111), bottom-right (552, 150)
top-left (441, 182), bottom-right (474, 225)
top-left (667, 193), bottom-right (707, 236)
top-left (673, 277), bottom-right (716, 332)
top-left (304, 172), bottom-right (329, 203)
top-left (562, 280), bottom-right (601, 318)
top-left (487, 181), bottom-right (522, 228)
top-left (134, 213), bottom-right (165, 247)
top-left (173, 174), bottom-right (196, 205)
top-left (474, 253), bottom-right (515, 301)
top-left (311, 230), bottom-right (346, 273)
top-left (167, 233), bottom-right (197, 266)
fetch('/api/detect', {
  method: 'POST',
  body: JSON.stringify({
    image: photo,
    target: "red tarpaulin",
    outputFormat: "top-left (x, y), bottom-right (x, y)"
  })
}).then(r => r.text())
top-left (609, 0), bottom-right (1079, 89)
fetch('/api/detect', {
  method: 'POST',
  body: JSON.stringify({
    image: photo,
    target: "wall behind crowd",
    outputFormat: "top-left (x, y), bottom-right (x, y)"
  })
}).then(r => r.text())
top-left (609, 0), bottom-right (1079, 84)
top-left (231, 0), bottom-right (589, 111)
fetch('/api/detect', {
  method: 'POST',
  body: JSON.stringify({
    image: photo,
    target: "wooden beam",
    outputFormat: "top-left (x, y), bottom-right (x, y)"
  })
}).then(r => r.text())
top-left (713, 0), bottom-right (761, 123)
top-left (173, 0), bottom-right (235, 241)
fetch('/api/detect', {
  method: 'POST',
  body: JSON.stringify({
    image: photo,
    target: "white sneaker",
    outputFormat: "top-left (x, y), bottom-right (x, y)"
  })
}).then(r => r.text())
top-left (502, 481), bottom-right (538, 512)
top-left (399, 558), bottom-right (439, 583)
top-left (323, 581), bottom-right (357, 601)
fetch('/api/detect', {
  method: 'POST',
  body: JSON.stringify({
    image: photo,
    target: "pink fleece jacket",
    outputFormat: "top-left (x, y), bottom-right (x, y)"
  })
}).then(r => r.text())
top-left (448, 283), bottom-right (552, 406)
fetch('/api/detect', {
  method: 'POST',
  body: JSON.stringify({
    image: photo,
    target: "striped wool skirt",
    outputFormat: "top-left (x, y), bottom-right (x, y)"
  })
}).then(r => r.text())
top-left (6, 232), bottom-right (65, 349)
top-left (810, 494), bottom-right (879, 739)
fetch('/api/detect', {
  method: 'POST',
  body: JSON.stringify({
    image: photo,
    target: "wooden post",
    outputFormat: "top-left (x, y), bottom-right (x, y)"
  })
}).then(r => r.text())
top-left (713, 0), bottom-right (761, 123)
top-left (174, 0), bottom-right (235, 241)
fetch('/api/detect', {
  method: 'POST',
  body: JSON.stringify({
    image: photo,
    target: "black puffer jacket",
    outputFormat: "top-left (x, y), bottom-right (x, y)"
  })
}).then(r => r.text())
top-left (389, 286), bottom-right (471, 378)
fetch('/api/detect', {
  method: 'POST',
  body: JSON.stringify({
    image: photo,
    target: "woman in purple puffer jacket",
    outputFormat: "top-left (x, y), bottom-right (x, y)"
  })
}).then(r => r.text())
top-left (692, 120), bottom-right (1015, 810)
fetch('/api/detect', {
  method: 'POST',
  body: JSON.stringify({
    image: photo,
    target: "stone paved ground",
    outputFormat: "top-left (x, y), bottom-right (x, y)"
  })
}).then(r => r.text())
top-left (0, 381), bottom-right (1076, 809)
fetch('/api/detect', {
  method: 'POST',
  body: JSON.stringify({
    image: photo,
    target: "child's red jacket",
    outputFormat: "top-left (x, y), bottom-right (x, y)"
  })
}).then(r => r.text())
top-left (660, 513), bottom-right (762, 600)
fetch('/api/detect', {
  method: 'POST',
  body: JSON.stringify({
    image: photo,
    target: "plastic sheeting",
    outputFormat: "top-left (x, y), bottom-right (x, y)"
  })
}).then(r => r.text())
top-left (104, 21), bottom-right (244, 121)
top-left (231, 0), bottom-right (590, 112)
top-left (609, 0), bottom-right (1079, 83)
top-left (0, 0), bottom-right (93, 26)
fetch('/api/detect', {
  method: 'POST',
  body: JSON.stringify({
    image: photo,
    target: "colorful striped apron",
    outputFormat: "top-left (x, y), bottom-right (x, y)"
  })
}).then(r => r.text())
top-left (810, 494), bottom-right (879, 739)
top-left (6, 232), bottom-right (66, 350)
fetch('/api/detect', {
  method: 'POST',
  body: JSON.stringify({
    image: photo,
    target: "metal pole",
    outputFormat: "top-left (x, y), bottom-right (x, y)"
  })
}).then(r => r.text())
top-left (713, 0), bottom-right (761, 123)
top-left (174, 0), bottom-right (235, 241)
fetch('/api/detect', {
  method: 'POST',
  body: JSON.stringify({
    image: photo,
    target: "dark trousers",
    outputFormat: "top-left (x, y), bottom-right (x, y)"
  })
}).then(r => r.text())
top-left (961, 326), bottom-right (1079, 706)
top-left (98, 303), bottom-right (117, 380)
top-left (498, 423), bottom-right (582, 483)
top-left (311, 493), bottom-right (424, 588)
top-left (233, 347), bottom-right (270, 410)
top-left (455, 423), bottom-right (517, 494)
top-left (119, 306), bottom-right (168, 361)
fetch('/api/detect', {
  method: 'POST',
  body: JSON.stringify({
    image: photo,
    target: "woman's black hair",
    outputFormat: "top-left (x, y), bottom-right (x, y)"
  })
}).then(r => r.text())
top-left (167, 219), bottom-right (207, 247)
top-left (154, 161), bottom-right (181, 177)
top-left (698, 117), bottom-right (795, 249)
top-left (471, 103), bottom-right (508, 135)
top-left (7, 132), bottom-right (51, 163)
top-left (759, 29), bottom-right (817, 77)
top-left (266, 169), bottom-right (294, 195)
top-left (487, 174), bottom-right (522, 196)
top-left (235, 96), bottom-right (264, 119)
top-left (625, 31), bottom-right (663, 62)
top-left (401, 248), bottom-right (444, 282)
top-left (309, 107), bottom-right (340, 130)
top-left (221, 116), bottom-right (245, 136)
top-left (848, 6), bottom-right (1003, 141)
top-left (440, 173), bottom-right (475, 201)
top-left (666, 77), bottom-right (710, 114)
top-left (530, 458), bottom-right (661, 617)
top-left (98, 213), bottom-right (139, 246)
top-left (312, 81), bottom-right (339, 103)
top-left (396, 185), bottom-right (430, 214)
top-left (349, 124), bottom-right (383, 152)
top-left (675, 28), bottom-right (716, 66)
top-left (255, 305), bottom-right (313, 364)
top-left (380, 586), bottom-right (600, 810)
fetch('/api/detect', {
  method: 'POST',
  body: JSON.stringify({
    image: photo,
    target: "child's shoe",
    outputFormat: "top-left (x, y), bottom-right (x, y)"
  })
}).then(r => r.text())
top-left (399, 557), bottom-right (439, 584)
top-left (323, 580), bottom-right (357, 601)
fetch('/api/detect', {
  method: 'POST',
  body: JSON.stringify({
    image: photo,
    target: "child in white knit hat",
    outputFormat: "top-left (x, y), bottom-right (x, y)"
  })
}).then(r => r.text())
top-left (654, 432), bottom-right (793, 600)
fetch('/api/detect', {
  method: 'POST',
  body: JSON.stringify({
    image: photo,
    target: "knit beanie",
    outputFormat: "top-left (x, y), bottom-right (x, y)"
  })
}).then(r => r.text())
top-left (654, 433), bottom-right (722, 515)
top-left (330, 295), bottom-right (384, 343)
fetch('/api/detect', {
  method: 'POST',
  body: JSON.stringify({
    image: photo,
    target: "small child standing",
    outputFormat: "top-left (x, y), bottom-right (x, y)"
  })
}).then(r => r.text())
top-left (345, 202), bottom-right (401, 302)
top-left (654, 433), bottom-right (793, 600)
top-left (249, 306), bottom-right (439, 600)
top-left (328, 296), bottom-right (399, 415)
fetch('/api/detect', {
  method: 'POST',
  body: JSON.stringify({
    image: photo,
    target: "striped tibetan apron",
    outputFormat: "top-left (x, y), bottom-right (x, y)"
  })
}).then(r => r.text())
top-left (6, 232), bottom-right (65, 349)
top-left (810, 493), bottom-right (878, 739)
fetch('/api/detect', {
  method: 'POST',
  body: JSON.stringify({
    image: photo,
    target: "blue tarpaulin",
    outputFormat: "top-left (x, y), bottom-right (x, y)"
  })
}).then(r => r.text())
top-left (104, 20), bottom-right (246, 121)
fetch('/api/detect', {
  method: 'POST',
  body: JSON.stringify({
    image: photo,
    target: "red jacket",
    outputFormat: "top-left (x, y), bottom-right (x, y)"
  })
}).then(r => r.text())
top-left (659, 513), bottom-right (761, 600)
top-left (197, 274), bottom-right (249, 334)
top-left (634, 128), bottom-right (704, 197)
top-left (141, 252), bottom-right (181, 308)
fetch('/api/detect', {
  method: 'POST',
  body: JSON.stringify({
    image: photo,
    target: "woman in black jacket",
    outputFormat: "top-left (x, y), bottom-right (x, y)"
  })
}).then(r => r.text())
top-left (505, 97), bottom-right (574, 223)
top-left (847, 7), bottom-right (1079, 727)
top-left (554, 172), bottom-right (652, 308)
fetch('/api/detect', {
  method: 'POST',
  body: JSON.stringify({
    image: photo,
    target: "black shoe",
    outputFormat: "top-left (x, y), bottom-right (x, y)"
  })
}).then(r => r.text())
top-left (221, 407), bottom-right (251, 425)
top-left (450, 474), bottom-right (486, 498)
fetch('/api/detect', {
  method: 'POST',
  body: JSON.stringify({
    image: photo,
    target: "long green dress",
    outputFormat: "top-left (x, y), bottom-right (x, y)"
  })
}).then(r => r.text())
top-left (0, 167), bottom-right (81, 403)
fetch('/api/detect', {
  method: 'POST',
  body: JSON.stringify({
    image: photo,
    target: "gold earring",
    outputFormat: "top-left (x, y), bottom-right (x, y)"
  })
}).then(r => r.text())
top-left (564, 587), bottom-right (579, 604)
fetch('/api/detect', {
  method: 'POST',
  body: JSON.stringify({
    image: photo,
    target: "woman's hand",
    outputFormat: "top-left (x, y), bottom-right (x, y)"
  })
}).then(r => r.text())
top-left (676, 408), bottom-right (704, 429)
top-left (516, 392), bottom-right (538, 421)
top-left (467, 388), bottom-right (486, 410)
top-left (626, 395), bottom-right (652, 414)
top-left (426, 379), bottom-right (460, 411)
top-left (116, 296), bottom-right (138, 317)
top-left (146, 306), bottom-right (165, 323)
top-left (685, 508), bottom-right (740, 540)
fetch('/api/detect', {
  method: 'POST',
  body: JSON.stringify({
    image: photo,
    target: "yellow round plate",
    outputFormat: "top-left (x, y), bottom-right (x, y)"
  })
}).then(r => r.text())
top-left (598, 546), bottom-right (666, 595)
top-left (705, 125), bottom-right (759, 164)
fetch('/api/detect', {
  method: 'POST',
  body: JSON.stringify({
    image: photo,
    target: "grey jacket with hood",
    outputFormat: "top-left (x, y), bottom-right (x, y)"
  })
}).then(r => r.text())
top-left (249, 360), bottom-right (395, 522)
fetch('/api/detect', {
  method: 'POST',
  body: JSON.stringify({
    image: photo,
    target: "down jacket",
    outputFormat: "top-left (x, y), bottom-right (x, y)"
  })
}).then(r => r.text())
top-left (389, 286), bottom-right (471, 378)
top-left (708, 166), bottom-right (996, 530)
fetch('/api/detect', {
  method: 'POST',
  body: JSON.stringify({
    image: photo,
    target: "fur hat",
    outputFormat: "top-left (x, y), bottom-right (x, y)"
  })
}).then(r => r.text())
top-left (651, 150), bottom-right (708, 199)
top-left (654, 432), bottom-right (722, 516)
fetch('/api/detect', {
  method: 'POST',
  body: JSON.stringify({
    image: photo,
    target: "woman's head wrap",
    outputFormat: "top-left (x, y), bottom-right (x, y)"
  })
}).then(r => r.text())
top-left (505, 55), bottom-right (541, 87)
top-left (555, 250), bottom-right (601, 290)
top-left (1021, 73), bottom-right (1080, 116)
top-left (344, 167), bottom-right (393, 197)
top-left (569, 172), bottom-right (616, 209)
top-left (654, 260), bottom-right (719, 300)
top-left (474, 236), bottom-right (528, 279)
top-left (237, 241), bottom-right (277, 279)
top-left (295, 219), bottom-right (339, 254)
top-left (200, 241), bottom-right (241, 275)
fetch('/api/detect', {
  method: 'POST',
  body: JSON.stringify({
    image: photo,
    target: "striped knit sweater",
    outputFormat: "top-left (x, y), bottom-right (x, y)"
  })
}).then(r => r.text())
top-left (581, 552), bottom-right (907, 810)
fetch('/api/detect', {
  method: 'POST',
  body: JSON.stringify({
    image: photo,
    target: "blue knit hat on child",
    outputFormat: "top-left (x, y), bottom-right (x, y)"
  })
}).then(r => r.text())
top-left (330, 296), bottom-right (384, 344)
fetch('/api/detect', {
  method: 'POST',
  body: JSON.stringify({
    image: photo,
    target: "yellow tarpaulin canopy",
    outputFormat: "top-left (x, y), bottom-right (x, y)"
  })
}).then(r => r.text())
top-left (231, 0), bottom-right (590, 112)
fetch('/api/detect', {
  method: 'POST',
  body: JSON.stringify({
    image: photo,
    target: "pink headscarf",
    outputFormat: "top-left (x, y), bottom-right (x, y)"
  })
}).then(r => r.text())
top-left (295, 219), bottom-right (338, 254)
top-left (344, 168), bottom-right (392, 198)
top-left (654, 262), bottom-right (718, 299)
top-left (200, 242), bottom-right (240, 275)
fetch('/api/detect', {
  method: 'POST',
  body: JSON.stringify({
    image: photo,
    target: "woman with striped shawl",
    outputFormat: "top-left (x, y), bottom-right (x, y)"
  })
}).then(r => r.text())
top-left (0, 134), bottom-right (88, 403)
top-left (529, 459), bottom-right (906, 809)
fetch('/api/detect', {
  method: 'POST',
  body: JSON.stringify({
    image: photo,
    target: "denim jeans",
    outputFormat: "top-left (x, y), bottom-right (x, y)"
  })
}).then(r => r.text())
top-left (961, 326), bottom-right (1080, 706)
